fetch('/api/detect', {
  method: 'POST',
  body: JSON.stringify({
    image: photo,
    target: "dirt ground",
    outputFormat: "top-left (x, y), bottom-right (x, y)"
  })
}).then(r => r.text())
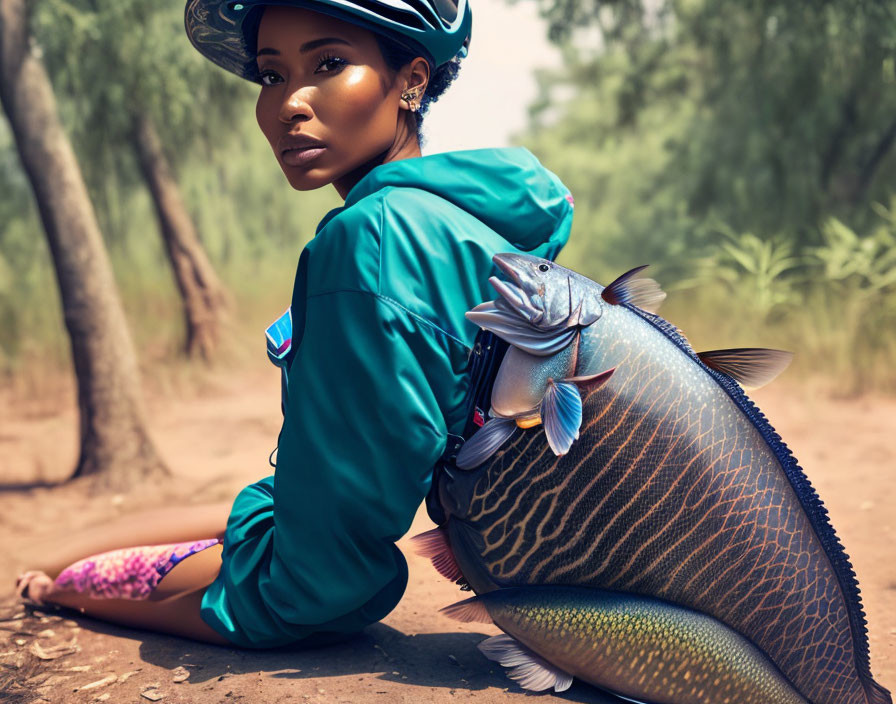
top-left (0, 363), bottom-right (893, 704)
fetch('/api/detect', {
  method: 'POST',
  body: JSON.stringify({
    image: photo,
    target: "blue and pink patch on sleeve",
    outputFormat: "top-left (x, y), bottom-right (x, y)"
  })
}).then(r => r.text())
top-left (265, 307), bottom-right (293, 365)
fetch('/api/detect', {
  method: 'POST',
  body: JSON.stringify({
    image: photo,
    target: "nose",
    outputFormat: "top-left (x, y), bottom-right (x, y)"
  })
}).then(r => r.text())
top-left (279, 87), bottom-right (313, 123)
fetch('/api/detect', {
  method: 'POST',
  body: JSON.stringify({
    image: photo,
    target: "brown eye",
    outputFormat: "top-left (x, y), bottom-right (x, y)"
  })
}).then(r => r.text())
top-left (259, 70), bottom-right (282, 86)
top-left (315, 55), bottom-right (347, 73)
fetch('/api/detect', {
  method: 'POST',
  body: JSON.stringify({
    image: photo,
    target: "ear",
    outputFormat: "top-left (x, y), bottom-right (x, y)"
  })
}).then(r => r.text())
top-left (400, 57), bottom-right (430, 112)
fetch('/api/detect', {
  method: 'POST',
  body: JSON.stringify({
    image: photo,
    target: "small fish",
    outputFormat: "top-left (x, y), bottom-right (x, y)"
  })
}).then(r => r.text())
top-left (457, 254), bottom-right (788, 468)
top-left (442, 585), bottom-right (810, 703)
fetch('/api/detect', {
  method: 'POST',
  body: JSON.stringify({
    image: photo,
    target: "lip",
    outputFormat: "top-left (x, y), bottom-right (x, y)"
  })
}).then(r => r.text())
top-left (282, 146), bottom-right (326, 167)
top-left (278, 132), bottom-right (326, 154)
top-left (278, 133), bottom-right (327, 167)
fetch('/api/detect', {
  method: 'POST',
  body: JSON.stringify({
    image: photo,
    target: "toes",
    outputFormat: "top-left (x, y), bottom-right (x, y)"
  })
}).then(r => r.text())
top-left (15, 571), bottom-right (52, 605)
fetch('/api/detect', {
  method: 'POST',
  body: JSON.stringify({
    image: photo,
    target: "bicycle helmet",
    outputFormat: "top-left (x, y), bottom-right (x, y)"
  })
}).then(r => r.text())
top-left (184, 0), bottom-right (472, 84)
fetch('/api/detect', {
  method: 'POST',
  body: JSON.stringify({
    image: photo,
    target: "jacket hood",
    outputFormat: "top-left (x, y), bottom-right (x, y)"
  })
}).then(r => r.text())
top-left (319, 147), bottom-right (574, 254)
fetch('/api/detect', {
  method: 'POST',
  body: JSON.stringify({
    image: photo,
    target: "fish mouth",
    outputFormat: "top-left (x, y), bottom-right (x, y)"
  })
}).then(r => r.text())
top-left (489, 254), bottom-right (544, 325)
top-left (493, 253), bottom-right (525, 287)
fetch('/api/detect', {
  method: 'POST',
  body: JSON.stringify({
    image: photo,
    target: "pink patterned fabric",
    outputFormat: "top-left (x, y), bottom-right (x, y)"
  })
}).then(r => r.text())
top-left (54, 538), bottom-right (221, 600)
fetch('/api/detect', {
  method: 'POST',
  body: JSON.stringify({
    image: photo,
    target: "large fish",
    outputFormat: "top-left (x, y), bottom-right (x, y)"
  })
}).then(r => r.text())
top-left (415, 253), bottom-right (891, 704)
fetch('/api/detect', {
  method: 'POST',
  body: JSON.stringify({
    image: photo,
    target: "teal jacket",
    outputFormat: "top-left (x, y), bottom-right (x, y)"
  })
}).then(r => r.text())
top-left (201, 146), bottom-right (574, 647)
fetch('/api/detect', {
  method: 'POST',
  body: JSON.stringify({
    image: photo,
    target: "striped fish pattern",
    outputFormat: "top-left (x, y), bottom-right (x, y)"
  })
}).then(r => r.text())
top-left (426, 254), bottom-right (890, 704)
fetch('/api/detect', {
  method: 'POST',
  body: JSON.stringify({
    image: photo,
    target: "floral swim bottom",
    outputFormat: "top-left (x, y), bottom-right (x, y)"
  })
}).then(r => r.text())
top-left (54, 538), bottom-right (221, 600)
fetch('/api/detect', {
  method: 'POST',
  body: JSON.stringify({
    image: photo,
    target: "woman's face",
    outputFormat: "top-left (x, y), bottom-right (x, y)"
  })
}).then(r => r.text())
top-left (254, 5), bottom-right (422, 195)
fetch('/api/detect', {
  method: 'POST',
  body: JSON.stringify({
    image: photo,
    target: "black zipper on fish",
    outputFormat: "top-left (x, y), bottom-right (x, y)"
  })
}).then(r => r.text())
top-left (425, 329), bottom-right (510, 525)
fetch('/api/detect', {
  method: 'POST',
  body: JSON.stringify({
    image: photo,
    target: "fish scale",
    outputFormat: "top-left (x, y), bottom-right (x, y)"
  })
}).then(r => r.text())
top-left (471, 586), bottom-right (810, 704)
top-left (432, 255), bottom-right (890, 704)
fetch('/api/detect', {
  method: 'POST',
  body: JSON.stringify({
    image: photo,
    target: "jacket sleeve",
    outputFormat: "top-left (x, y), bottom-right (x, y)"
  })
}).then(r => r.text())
top-left (257, 285), bottom-right (468, 639)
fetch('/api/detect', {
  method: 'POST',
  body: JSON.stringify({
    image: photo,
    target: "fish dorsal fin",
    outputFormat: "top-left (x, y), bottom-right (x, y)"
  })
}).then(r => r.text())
top-left (697, 348), bottom-right (794, 388)
top-left (478, 634), bottom-right (574, 692)
top-left (410, 527), bottom-right (464, 584)
top-left (601, 265), bottom-right (667, 313)
top-left (440, 595), bottom-right (494, 624)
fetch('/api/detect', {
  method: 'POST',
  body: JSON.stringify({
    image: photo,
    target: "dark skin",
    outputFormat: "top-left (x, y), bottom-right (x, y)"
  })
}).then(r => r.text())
top-left (254, 5), bottom-right (430, 199)
top-left (14, 5), bottom-right (432, 644)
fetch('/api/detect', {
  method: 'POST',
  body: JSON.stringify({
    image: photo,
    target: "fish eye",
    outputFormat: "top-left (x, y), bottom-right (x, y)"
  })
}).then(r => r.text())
top-left (538, 264), bottom-right (550, 272)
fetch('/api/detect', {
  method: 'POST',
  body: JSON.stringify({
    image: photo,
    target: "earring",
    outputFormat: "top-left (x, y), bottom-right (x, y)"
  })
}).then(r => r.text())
top-left (401, 89), bottom-right (421, 113)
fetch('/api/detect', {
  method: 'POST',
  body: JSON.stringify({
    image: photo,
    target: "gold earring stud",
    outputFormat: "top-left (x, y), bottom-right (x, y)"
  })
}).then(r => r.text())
top-left (401, 89), bottom-right (421, 113)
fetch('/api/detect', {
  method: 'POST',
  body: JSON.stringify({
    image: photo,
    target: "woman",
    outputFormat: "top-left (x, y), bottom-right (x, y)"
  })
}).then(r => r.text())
top-left (16, 0), bottom-right (574, 648)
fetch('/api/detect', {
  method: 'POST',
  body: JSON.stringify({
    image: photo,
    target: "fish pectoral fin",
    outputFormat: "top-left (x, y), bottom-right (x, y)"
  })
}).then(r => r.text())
top-left (697, 348), bottom-right (794, 388)
top-left (478, 634), bottom-right (574, 693)
top-left (409, 528), bottom-right (465, 585)
top-left (540, 379), bottom-right (583, 456)
top-left (455, 417), bottom-right (518, 470)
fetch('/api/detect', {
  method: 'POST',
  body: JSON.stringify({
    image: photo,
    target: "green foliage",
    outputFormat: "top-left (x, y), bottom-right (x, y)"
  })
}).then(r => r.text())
top-left (0, 89), bottom-right (340, 380)
top-left (798, 208), bottom-right (896, 390)
top-left (31, 0), bottom-right (250, 189)
top-left (0, 0), bottom-right (341, 381)
top-left (676, 227), bottom-right (804, 317)
top-left (515, 0), bottom-right (896, 392)
top-left (518, 0), bottom-right (896, 242)
top-left (655, 206), bottom-right (896, 394)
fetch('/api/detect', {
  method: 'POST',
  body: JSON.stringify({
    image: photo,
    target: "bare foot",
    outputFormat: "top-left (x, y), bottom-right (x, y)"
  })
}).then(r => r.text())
top-left (15, 571), bottom-right (55, 605)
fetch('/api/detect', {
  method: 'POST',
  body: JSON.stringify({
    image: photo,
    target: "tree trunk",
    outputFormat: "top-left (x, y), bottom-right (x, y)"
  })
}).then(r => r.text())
top-left (851, 114), bottom-right (896, 207)
top-left (132, 111), bottom-right (230, 359)
top-left (0, 0), bottom-right (168, 490)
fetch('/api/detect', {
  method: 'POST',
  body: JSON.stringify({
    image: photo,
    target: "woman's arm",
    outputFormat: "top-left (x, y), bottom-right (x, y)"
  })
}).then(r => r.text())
top-left (201, 288), bottom-right (469, 646)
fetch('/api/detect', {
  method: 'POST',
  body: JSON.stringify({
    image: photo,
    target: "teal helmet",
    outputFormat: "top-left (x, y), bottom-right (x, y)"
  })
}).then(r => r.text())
top-left (184, 0), bottom-right (472, 84)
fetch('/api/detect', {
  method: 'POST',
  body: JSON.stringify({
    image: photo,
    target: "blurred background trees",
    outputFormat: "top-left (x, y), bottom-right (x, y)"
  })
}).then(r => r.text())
top-left (0, 0), bottom-right (337, 483)
top-left (33, 0), bottom-right (243, 359)
top-left (0, 0), bottom-right (338, 378)
top-left (1, 0), bottom-right (167, 487)
top-left (514, 0), bottom-right (896, 391)
top-left (1, 0), bottom-right (894, 481)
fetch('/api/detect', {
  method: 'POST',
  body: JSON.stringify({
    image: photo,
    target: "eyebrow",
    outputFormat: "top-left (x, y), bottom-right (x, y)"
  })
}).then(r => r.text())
top-left (256, 37), bottom-right (353, 57)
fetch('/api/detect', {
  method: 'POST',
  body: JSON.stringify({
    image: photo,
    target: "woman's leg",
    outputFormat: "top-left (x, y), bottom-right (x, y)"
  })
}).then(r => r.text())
top-left (14, 502), bottom-right (236, 645)
top-left (20, 544), bottom-right (231, 646)
top-left (18, 502), bottom-right (232, 578)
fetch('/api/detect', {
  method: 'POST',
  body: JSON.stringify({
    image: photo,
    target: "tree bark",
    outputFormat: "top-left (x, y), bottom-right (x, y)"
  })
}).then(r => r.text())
top-left (0, 0), bottom-right (168, 490)
top-left (852, 114), bottom-right (896, 206)
top-left (132, 111), bottom-right (230, 359)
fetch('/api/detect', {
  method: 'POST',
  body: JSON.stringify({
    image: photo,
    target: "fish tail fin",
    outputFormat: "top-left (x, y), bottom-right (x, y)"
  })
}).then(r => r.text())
top-left (862, 678), bottom-right (893, 704)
